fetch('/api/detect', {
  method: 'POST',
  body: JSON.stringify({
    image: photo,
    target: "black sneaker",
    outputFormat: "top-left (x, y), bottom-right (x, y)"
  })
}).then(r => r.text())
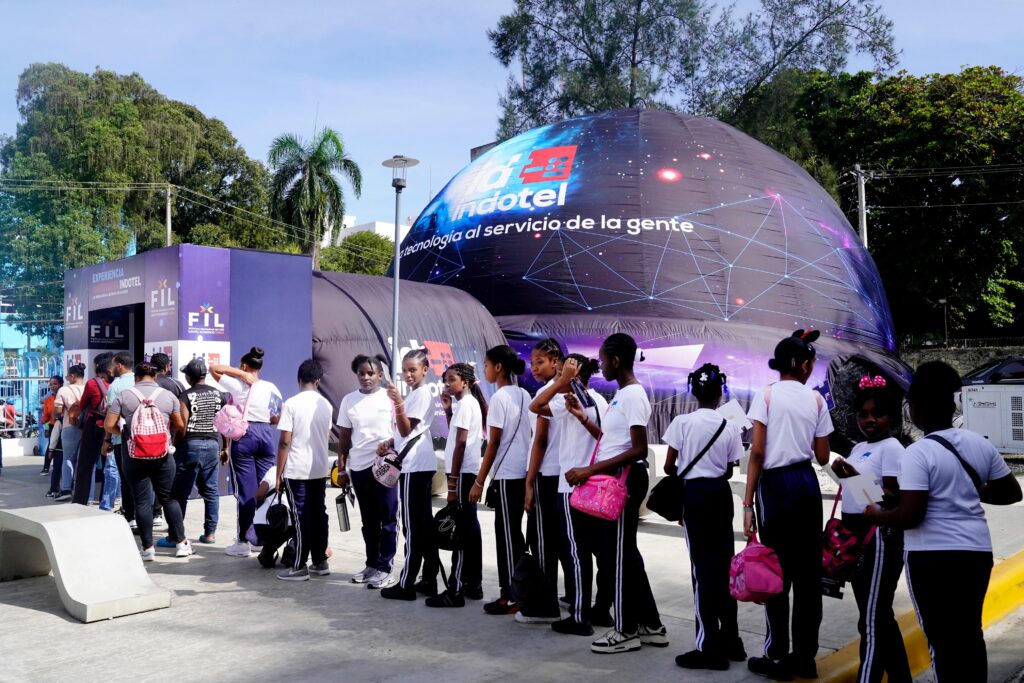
top-left (747, 656), bottom-right (793, 681)
top-left (381, 585), bottom-right (417, 601)
top-left (414, 578), bottom-right (438, 597)
top-left (551, 617), bottom-right (594, 636)
top-left (675, 649), bottom-right (729, 671)
top-left (425, 590), bottom-right (465, 608)
top-left (40, 468), bottom-right (49, 475)
top-left (483, 597), bottom-right (519, 615)
top-left (465, 583), bottom-right (484, 600)
top-left (787, 656), bottom-right (817, 679)
top-left (727, 637), bottom-right (748, 662)
top-left (591, 609), bottom-right (614, 628)
top-left (257, 551), bottom-right (278, 569)
top-left (54, 491), bottom-right (72, 502)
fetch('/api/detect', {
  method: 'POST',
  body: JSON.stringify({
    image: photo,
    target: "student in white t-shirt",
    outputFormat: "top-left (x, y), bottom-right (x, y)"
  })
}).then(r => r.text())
top-left (531, 353), bottom-right (606, 636)
top-left (743, 330), bottom-right (833, 680)
top-left (865, 362), bottom-right (1021, 682)
top-left (664, 364), bottom-right (745, 671)
top-left (276, 359), bottom-right (334, 582)
top-left (379, 348), bottom-right (441, 601)
top-left (468, 345), bottom-right (534, 616)
top-left (565, 333), bottom-right (665, 655)
top-left (210, 346), bottom-right (284, 558)
top-left (426, 362), bottom-right (486, 608)
top-left (336, 354), bottom-right (397, 589)
top-left (829, 375), bottom-right (911, 683)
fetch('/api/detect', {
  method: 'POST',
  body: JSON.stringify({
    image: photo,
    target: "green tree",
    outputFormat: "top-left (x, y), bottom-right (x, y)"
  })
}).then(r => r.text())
top-left (489, 0), bottom-right (897, 138)
top-left (319, 231), bottom-right (394, 276)
top-left (268, 128), bottom-right (362, 270)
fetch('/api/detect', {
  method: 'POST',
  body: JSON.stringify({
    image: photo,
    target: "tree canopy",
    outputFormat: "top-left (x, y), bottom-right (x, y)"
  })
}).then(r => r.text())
top-left (319, 230), bottom-right (394, 276)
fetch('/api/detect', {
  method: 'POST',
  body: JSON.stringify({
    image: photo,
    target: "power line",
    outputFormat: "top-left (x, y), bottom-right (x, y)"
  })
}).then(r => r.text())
top-left (870, 199), bottom-right (1024, 210)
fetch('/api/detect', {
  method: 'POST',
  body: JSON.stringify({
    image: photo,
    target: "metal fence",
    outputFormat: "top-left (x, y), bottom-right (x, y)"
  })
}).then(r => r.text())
top-left (0, 355), bottom-right (62, 446)
top-left (901, 337), bottom-right (1024, 352)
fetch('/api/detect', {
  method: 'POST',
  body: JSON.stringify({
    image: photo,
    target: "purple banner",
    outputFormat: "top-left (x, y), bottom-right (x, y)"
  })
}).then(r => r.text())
top-left (88, 307), bottom-right (129, 349)
top-left (88, 256), bottom-right (146, 308)
top-left (144, 246), bottom-right (181, 342)
top-left (178, 245), bottom-right (231, 341)
top-left (64, 266), bottom-right (91, 349)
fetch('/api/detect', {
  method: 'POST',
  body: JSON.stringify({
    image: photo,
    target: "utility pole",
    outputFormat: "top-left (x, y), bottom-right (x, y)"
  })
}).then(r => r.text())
top-left (165, 185), bottom-right (172, 247)
top-left (854, 163), bottom-right (868, 249)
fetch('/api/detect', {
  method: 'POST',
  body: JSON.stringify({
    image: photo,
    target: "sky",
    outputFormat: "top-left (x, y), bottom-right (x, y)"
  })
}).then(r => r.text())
top-left (0, 0), bottom-right (1022, 227)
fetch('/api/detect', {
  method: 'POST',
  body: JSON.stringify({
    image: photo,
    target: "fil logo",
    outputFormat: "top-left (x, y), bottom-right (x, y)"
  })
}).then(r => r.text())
top-left (150, 278), bottom-right (176, 309)
top-left (187, 303), bottom-right (225, 331)
top-left (65, 296), bottom-right (84, 323)
top-left (90, 319), bottom-right (125, 340)
top-left (453, 144), bottom-right (578, 220)
top-left (422, 340), bottom-right (455, 378)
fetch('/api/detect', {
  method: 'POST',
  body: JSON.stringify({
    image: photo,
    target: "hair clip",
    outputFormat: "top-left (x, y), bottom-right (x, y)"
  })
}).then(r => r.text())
top-left (858, 375), bottom-right (887, 390)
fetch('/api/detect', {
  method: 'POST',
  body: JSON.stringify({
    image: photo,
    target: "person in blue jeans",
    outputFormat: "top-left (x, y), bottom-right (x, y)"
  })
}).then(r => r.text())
top-left (162, 358), bottom-right (227, 546)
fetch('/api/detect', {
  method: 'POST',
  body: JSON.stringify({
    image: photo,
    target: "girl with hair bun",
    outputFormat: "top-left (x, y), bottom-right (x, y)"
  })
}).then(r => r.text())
top-left (663, 363), bottom-right (746, 671)
top-left (468, 345), bottom-right (535, 616)
top-left (211, 346), bottom-right (284, 559)
top-left (743, 329), bottom-right (833, 680)
top-left (335, 353), bottom-right (399, 588)
top-left (829, 373), bottom-right (911, 683)
top-left (566, 332), bottom-right (666, 654)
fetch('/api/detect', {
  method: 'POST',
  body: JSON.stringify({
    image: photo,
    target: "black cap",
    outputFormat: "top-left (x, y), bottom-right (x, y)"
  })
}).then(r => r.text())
top-left (181, 358), bottom-right (207, 379)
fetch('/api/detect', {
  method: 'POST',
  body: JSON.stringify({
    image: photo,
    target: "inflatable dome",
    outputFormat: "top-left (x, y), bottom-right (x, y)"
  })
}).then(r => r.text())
top-left (398, 109), bottom-right (903, 432)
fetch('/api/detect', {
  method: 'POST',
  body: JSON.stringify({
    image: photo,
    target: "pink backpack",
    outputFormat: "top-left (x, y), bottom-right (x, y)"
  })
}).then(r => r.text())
top-left (126, 387), bottom-right (171, 459)
top-left (214, 383), bottom-right (254, 441)
top-left (570, 441), bottom-right (629, 521)
top-left (729, 531), bottom-right (784, 603)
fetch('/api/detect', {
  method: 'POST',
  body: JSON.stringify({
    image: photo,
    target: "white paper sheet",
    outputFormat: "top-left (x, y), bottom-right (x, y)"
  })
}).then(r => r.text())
top-left (826, 466), bottom-right (884, 508)
top-left (717, 399), bottom-right (752, 431)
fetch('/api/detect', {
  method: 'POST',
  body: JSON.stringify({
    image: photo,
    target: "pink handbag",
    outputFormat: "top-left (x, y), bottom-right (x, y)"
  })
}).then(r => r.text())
top-left (214, 383), bottom-right (254, 442)
top-left (729, 531), bottom-right (784, 603)
top-left (569, 441), bottom-right (630, 521)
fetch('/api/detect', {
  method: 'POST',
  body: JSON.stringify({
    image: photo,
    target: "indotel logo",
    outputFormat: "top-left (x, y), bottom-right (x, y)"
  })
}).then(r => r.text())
top-left (453, 145), bottom-right (578, 220)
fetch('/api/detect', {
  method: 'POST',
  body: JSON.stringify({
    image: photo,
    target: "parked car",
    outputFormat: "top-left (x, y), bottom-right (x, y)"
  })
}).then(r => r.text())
top-left (962, 357), bottom-right (1024, 385)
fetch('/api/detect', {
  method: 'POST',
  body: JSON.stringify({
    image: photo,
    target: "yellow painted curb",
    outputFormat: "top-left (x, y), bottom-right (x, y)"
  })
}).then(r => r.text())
top-left (815, 548), bottom-right (1024, 683)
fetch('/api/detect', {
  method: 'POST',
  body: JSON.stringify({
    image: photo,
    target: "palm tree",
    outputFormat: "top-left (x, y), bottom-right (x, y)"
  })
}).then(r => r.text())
top-left (268, 128), bottom-right (362, 269)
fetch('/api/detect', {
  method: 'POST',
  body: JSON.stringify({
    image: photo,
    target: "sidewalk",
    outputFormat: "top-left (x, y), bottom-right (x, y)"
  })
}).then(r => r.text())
top-left (0, 453), bottom-right (1021, 683)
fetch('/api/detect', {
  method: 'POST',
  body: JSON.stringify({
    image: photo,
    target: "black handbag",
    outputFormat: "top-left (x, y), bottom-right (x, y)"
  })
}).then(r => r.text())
top-left (434, 502), bottom-right (465, 551)
top-left (265, 490), bottom-right (292, 537)
top-left (485, 390), bottom-right (528, 510)
top-left (647, 418), bottom-right (727, 522)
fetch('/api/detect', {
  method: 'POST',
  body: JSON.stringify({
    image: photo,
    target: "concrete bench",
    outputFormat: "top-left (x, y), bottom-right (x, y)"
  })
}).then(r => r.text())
top-left (0, 505), bottom-right (171, 622)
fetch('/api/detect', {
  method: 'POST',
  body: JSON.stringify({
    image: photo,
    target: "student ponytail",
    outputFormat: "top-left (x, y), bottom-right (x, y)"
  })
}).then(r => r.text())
top-left (768, 329), bottom-right (819, 373)
top-left (449, 362), bottom-right (488, 422)
top-left (565, 353), bottom-right (600, 384)
top-left (485, 345), bottom-right (526, 380)
top-left (404, 347), bottom-right (430, 370)
top-left (242, 346), bottom-right (265, 370)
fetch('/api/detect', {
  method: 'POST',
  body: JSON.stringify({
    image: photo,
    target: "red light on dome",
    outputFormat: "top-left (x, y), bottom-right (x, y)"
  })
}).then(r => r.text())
top-left (697, 152), bottom-right (713, 160)
top-left (735, 297), bottom-right (745, 305)
top-left (656, 168), bottom-right (682, 182)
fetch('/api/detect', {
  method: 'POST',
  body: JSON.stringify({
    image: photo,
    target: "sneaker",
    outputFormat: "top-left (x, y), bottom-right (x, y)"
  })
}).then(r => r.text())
top-left (156, 536), bottom-right (175, 548)
top-left (380, 585), bottom-right (417, 601)
top-left (197, 533), bottom-right (216, 544)
top-left (152, 514), bottom-right (166, 529)
top-left (675, 649), bottom-right (729, 671)
top-left (425, 590), bottom-right (466, 608)
top-left (551, 617), bottom-right (594, 636)
top-left (515, 610), bottom-right (561, 624)
top-left (351, 566), bottom-right (374, 584)
top-left (465, 584), bottom-right (484, 600)
top-left (414, 578), bottom-right (438, 596)
top-left (257, 552), bottom-right (278, 569)
top-left (787, 656), bottom-right (817, 679)
top-left (361, 569), bottom-right (386, 587)
top-left (278, 566), bottom-right (310, 581)
top-left (747, 656), bottom-right (793, 681)
top-left (638, 623), bottom-right (669, 647)
top-left (54, 491), bottom-right (72, 502)
top-left (310, 561), bottom-right (330, 576)
top-left (591, 609), bottom-right (614, 628)
top-left (140, 547), bottom-right (156, 562)
top-left (175, 540), bottom-right (194, 558)
top-left (483, 597), bottom-right (519, 615)
top-left (225, 540), bottom-right (252, 557)
top-left (40, 468), bottom-right (49, 475)
top-left (367, 571), bottom-right (396, 589)
top-left (727, 637), bottom-right (748, 662)
top-left (45, 491), bottom-right (59, 498)
top-left (591, 629), bottom-right (641, 654)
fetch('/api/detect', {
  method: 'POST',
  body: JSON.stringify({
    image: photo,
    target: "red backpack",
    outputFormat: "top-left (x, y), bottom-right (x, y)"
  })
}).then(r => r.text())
top-left (127, 387), bottom-right (171, 459)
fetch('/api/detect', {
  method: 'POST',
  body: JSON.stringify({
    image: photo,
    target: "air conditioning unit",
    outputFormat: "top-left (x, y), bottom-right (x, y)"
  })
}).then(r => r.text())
top-left (962, 384), bottom-right (1024, 454)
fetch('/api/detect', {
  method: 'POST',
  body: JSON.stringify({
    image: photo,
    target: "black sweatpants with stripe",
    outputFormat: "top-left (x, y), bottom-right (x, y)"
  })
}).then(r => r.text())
top-left (398, 471), bottom-right (439, 591)
top-left (284, 477), bottom-right (329, 569)
top-left (451, 473), bottom-right (482, 594)
top-left (756, 460), bottom-right (822, 663)
top-left (527, 474), bottom-right (562, 613)
top-left (494, 477), bottom-right (527, 597)
top-left (682, 476), bottom-right (738, 657)
top-left (844, 517), bottom-right (911, 683)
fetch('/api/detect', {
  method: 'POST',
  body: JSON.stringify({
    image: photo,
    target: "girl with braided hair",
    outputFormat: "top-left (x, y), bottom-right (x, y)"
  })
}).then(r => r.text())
top-left (663, 363), bottom-right (746, 671)
top-left (426, 362), bottom-right (485, 608)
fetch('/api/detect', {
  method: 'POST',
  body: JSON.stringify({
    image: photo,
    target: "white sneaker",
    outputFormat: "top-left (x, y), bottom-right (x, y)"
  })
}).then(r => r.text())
top-left (175, 540), bottom-right (194, 558)
top-left (367, 571), bottom-right (396, 589)
top-left (637, 623), bottom-right (669, 647)
top-left (140, 547), bottom-right (156, 562)
top-left (152, 514), bottom-right (166, 529)
top-left (591, 629), bottom-right (641, 654)
top-left (225, 540), bottom-right (252, 557)
top-left (350, 566), bottom-right (374, 583)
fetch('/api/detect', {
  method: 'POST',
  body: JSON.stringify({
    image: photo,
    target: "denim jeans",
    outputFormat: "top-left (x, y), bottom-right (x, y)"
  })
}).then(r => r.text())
top-left (100, 452), bottom-right (121, 511)
top-left (171, 438), bottom-right (221, 536)
top-left (60, 425), bottom-right (82, 492)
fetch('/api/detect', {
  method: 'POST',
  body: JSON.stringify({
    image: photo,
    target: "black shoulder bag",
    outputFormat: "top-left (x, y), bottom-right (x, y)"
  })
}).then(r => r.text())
top-left (485, 389), bottom-right (528, 510)
top-left (647, 418), bottom-right (728, 522)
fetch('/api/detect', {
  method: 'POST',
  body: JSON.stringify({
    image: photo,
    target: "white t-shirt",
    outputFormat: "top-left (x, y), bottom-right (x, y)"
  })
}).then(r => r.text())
top-left (445, 394), bottom-right (483, 475)
top-left (254, 466), bottom-right (287, 525)
top-left (841, 437), bottom-right (904, 515)
top-left (218, 376), bottom-right (283, 424)
top-left (396, 385), bottom-right (436, 473)
top-left (747, 380), bottom-right (833, 469)
top-left (487, 385), bottom-right (533, 480)
top-left (662, 408), bottom-right (744, 479)
top-left (595, 384), bottom-right (650, 463)
top-left (551, 388), bottom-right (607, 493)
top-left (533, 379), bottom-right (563, 477)
top-left (900, 428), bottom-right (1012, 552)
top-left (278, 390), bottom-right (334, 480)
top-left (336, 388), bottom-right (393, 472)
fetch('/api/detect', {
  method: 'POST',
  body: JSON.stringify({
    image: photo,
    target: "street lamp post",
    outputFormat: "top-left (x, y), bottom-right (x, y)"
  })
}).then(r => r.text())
top-left (938, 298), bottom-right (949, 346)
top-left (382, 155), bottom-right (419, 383)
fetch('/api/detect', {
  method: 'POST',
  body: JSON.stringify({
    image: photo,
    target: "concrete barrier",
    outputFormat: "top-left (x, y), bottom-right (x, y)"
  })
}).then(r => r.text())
top-left (0, 504), bottom-right (171, 622)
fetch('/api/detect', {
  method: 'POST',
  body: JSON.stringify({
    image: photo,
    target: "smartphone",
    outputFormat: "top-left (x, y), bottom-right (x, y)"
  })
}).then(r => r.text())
top-left (570, 378), bottom-right (596, 408)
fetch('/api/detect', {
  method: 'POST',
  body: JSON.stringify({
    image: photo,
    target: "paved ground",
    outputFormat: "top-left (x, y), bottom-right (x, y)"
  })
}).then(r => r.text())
top-left (0, 452), bottom-right (1021, 683)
